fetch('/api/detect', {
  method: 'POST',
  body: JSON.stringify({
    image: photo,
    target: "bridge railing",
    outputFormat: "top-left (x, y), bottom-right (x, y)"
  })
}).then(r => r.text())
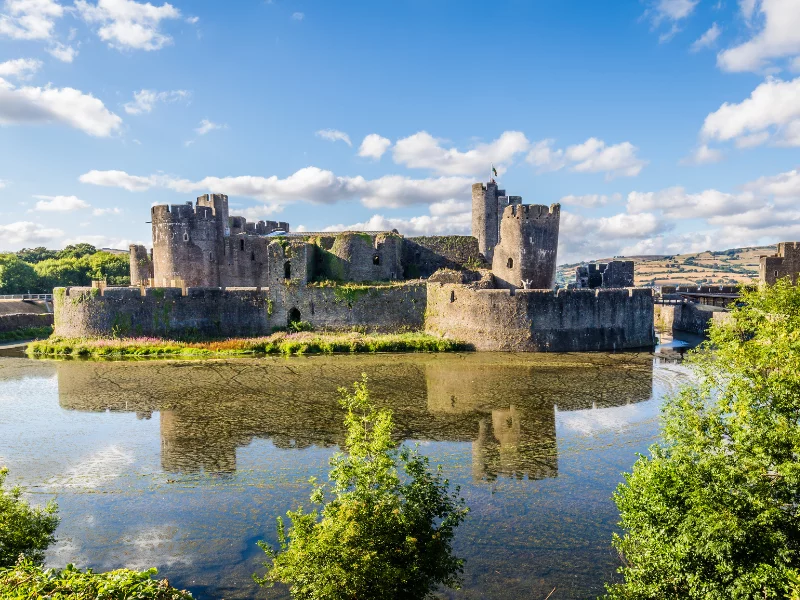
top-left (0, 293), bottom-right (53, 301)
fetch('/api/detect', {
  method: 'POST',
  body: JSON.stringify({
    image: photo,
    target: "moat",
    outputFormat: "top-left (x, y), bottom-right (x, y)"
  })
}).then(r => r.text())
top-left (0, 343), bottom-right (694, 599)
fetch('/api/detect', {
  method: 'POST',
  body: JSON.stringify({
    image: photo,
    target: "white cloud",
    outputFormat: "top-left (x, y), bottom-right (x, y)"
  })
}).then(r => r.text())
top-left (0, 221), bottom-right (63, 247)
top-left (75, 0), bottom-right (181, 51)
top-left (323, 207), bottom-right (472, 237)
top-left (529, 138), bottom-right (647, 179)
top-left (358, 133), bottom-right (391, 160)
top-left (393, 130), bottom-right (529, 176)
top-left (428, 198), bottom-right (470, 216)
top-left (79, 166), bottom-right (474, 210)
top-left (679, 144), bottom-right (724, 165)
top-left (627, 186), bottom-right (754, 219)
top-left (647, 0), bottom-right (699, 42)
top-left (92, 207), bottom-right (121, 216)
top-left (80, 169), bottom-right (156, 191)
top-left (33, 194), bottom-right (90, 211)
top-left (195, 118), bottom-right (223, 135)
top-left (291, 11), bottom-right (304, 20)
top-left (742, 168), bottom-right (800, 202)
top-left (185, 15), bottom-right (198, 24)
top-left (0, 78), bottom-right (122, 137)
top-left (558, 193), bottom-right (619, 208)
top-left (690, 22), bottom-right (721, 52)
top-left (46, 41), bottom-right (77, 62)
top-left (316, 129), bottom-right (351, 146)
top-left (0, 179), bottom-right (7, 188)
top-left (124, 89), bottom-right (189, 115)
top-left (0, 58), bottom-right (41, 79)
top-left (701, 76), bottom-right (800, 146)
top-left (735, 131), bottom-right (771, 147)
top-left (0, 0), bottom-right (64, 41)
top-left (717, 0), bottom-right (800, 72)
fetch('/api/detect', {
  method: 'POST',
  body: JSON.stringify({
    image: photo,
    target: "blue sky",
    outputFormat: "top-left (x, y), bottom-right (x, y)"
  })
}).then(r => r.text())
top-left (0, 0), bottom-right (799, 263)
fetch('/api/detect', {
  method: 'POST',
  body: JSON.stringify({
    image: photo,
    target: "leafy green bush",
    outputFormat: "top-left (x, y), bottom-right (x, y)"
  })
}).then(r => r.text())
top-left (605, 278), bottom-right (800, 599)
top-left (288, 320), bottom-right (314, 333)
top-left (255, 375), bottom-right (469, 599)
top-left (0, 559), bottom-right (194, 599)
top-left (0, 255), bottom-right (39, 294)
top-left (0, 467), bottom-right (59, 567)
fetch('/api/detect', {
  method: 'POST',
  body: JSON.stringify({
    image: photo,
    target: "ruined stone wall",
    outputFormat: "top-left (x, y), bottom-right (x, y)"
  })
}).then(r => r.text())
top-left (53, 286), bottom-right (272, 338)
top-left (266, 241), bottom-right (314, 287)
top-left (53, 282), bottom-right (427, 338)
top-left (402, 236), bottom-right (484, 278)
top-left (654, 302), bottom-right (728, 336)
top-left (601, 261), bottom-right (634, 288)
top-left (426, 284), bottom-right (654, 351)
top-left (326, 232), bottom-right (403, 282)
top-left (471, 182), bottom-right (522, 262)
top-left (129, 245), bottom-right (153, 286)
top-left (491, 204), bottom-right (560, 290)
top-left (0, 312), bottom-right (53, 333)
top-left (760, 242), bottom-right (800, 285)
top-left (270, 283), bottom-right (426, 332)
top-left (219, 235), bottom-right (271, 288)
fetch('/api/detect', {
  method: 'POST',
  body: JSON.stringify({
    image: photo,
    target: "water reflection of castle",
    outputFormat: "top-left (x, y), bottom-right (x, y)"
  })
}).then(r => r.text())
top-left (55, 354), bottom-right (654, 481)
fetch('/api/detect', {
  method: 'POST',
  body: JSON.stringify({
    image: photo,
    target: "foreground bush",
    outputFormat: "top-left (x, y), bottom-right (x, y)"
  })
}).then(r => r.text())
top-left (605, 278), bottom-right (800, 599)
top-left (255, 375), bottom-right (469, 599)
top-left (28, 331), bottom-right (470, 357)
top-left (0, 467), bottom-right (58, 567)
top-left (0, 559), bottom-right (194, 599)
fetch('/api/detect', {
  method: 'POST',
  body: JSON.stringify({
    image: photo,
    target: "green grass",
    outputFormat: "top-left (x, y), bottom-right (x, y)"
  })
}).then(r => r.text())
top-left (0, 325), bottom-right (53, 343)
top-left (27, 331), bottom-right (471, 358)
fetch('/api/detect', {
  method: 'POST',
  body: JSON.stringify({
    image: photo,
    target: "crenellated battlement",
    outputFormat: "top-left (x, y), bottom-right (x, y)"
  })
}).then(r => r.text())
top-left (761, 241), bottom-right (800, 285)
top-left (507, 203), bottom-right (560, 220)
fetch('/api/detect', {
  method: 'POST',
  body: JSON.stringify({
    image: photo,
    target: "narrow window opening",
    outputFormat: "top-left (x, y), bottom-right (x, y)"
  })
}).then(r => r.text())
top-left (240, 239), bottom-right (245, 251)
top-left (507, 257), bottom-right (514, 268)
top-left (373, 255), bottom-right (380, 266)
top-left (450, 290), bottom-right (455, 303)
top-left (775, 270), bottom-right (779, 277)
top-left (284, 261), bottom-right (291, 279)
top-left (251, 251), bottom-right (255, 261)
top-left (183, 232), bottom-right (189, 242)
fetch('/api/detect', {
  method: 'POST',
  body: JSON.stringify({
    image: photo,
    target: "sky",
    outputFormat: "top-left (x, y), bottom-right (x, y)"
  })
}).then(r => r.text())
top-left (0, 0), bottom-right (799, 264)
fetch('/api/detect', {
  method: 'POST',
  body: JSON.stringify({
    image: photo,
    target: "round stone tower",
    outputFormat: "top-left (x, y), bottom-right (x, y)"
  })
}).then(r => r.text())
top-left (491, 203), bottom-right (561, 290)
top-left (128, 244), bottom-right (153, 286)
top-left (151, 197), bottom-right (226, 287)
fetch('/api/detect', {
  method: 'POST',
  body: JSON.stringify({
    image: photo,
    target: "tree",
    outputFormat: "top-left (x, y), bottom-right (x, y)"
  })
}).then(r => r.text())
top-left (255, 375), bottom-right (469, 600)
top-left (56, 243), bottom-right (97, 260)
top-left (15, 247), bottom-right (57, 264)
top-left (86, 251), bottom-right (130, 285)
top-left (0, 467), bottom-right (59, 567)
top-left (33, 257), bottom-right (90, 290)
top-left (604, 278), bottom-right (800, 599)
top-left (0, 255), bottom-right (38, 294)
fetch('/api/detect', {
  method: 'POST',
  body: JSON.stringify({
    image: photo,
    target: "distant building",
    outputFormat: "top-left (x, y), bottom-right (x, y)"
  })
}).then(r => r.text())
top-left (760, 242), bottom-right (800, 285)
top-left (574, 260), bottom-right (634, 289)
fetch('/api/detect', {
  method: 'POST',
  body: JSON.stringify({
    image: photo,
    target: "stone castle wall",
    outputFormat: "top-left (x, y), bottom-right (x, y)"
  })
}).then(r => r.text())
top-left (0, 312), bottom-right (53, 333)
top-left (402, 236), bottom-right (484, 278)
top-left (425, 284), bottom-right (655, 351)
top-left (52, 283), bottom-right (427, 338)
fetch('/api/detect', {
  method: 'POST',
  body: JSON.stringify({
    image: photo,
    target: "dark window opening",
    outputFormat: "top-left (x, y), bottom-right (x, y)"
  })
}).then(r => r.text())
top-left (775, 270), bottom-right (779, 277)
top-left (507, 257), bottom-right (514, 268)
top-left (251, 251), bottom-right (255, 261)
top-left (450, 290), bottom-right (455, 303)
top-left (240, 239), bottom-right (245, 251)
top-left (183, 232), bottom-right (189, 242)
top-left (284, 261), bottom-right (291, 279)
top-left (373, 255), bottom-right (380, 266)
top-left (287, 307), bottom-right (301, 326)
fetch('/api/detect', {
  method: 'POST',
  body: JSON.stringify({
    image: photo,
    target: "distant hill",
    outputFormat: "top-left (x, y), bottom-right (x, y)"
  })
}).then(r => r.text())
top-left (556, 245), bottom-right (776, 288)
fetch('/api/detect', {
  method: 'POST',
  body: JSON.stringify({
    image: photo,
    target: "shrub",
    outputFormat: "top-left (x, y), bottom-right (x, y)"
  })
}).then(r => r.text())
top-left (255, 375), bottom-right (469, 599)
top-left (0, 467), bottom-right (59, 567)
top-left (0, 559), bottom-right (194, 599)
top-left (604, 278), bottom-right (800, 599)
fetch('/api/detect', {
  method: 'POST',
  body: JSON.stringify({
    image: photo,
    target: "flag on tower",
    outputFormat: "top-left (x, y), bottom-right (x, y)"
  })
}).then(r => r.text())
top-left (492, 165), bottom-right (498, 177)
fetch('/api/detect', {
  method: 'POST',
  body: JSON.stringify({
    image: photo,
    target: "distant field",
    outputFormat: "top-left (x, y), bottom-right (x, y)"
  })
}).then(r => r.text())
top-left (556, 245), bottom-right (777, 288)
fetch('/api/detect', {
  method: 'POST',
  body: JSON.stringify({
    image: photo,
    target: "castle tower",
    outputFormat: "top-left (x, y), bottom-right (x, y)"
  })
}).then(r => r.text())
top-left (471, 181), bottom-right (522, 262)
top-left (128, 244), bottom-right (153, 286)
top-left (491, 203), bottom-right (560, 290)
top-left (151, 196), bottom-right (227, 288)
top-left (760, 242), bottom-right (800, 285)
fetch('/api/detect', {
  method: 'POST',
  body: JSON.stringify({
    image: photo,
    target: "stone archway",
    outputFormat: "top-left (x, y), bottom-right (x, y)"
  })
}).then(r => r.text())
top-left (287, 307), bottom-right (301, 326)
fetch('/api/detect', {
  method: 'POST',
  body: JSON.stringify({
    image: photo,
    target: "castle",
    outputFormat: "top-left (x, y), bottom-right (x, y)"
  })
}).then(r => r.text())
top-left (52, 180), bottom-right (655, 352)
top-left (129, 181), bottom-right (560, 291)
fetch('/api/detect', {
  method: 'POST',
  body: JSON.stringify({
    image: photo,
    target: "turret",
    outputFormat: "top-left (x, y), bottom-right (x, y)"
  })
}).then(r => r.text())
top-left (491, 203), bottom-right (560, 290)
top-left (471, 181), bottom-right (522, 262)
top-left (129, 244), bottom-right (153, 286)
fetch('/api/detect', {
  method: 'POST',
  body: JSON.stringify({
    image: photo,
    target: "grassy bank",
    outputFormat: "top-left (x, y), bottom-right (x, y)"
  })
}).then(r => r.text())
top-left (27, 331), bottom-right (471, 357)
top-left (0, 326), bottom-right (53, 343)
